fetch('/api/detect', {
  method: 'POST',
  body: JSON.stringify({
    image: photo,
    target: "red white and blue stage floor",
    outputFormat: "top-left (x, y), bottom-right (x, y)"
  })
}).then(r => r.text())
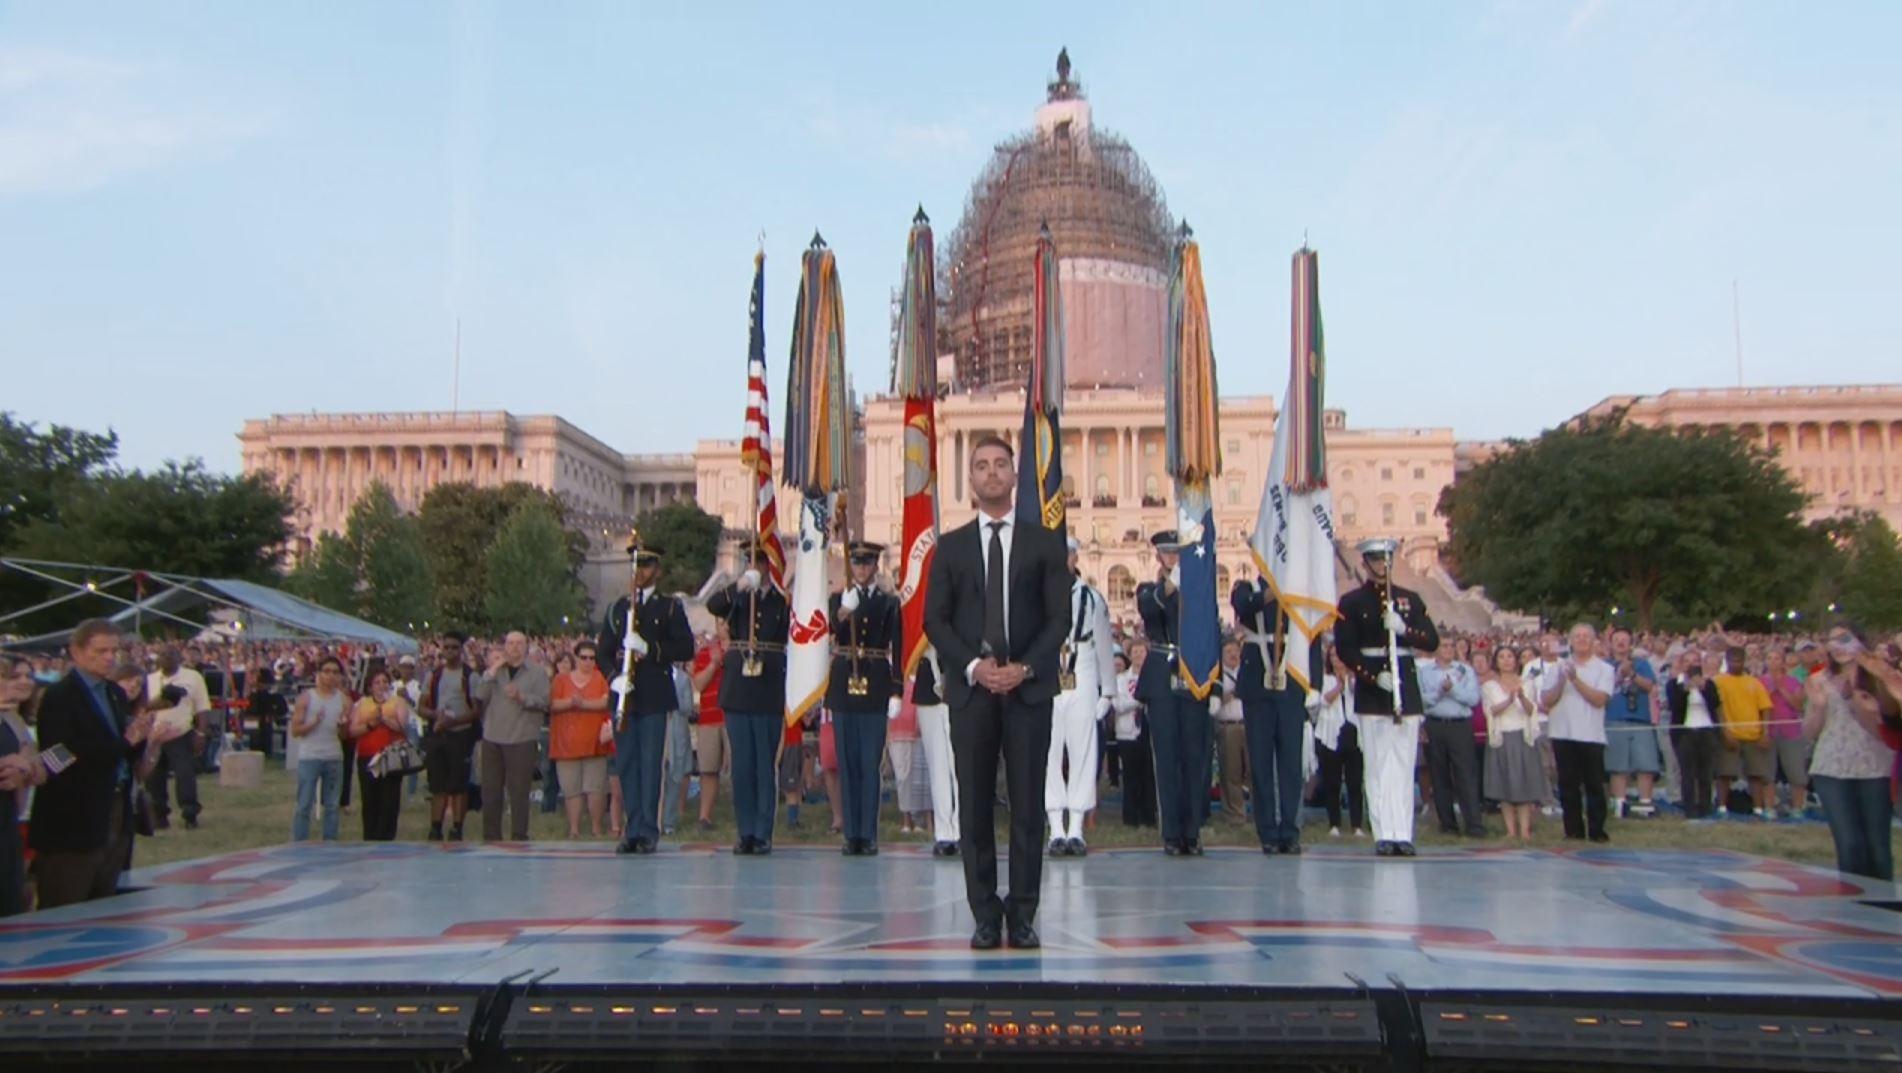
top-left (4, 843), bottom-right (1901, 1068)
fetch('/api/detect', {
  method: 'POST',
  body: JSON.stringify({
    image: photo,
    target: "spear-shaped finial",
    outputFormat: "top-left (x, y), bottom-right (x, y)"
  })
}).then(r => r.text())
top-left (1178, 219), bottom-right (1194, 242)
top-left (810, 230), bottom-right (826, 249)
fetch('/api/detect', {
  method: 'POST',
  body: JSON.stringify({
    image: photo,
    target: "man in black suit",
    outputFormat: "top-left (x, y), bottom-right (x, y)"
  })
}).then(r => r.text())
top-left (29, 619), bottom-right (179, 909)
top-left (923, 435), bottom-right (1071, 951)
top-left (597, 542), bottom-right (695, 855)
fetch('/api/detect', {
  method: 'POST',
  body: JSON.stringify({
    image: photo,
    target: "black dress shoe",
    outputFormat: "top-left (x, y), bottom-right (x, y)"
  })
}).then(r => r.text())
top-left (1067, 838), bottom-right (1087, 857)
top-left (1280, 840), bottom-right (1303, 856)
top-left (753, 839), bottom-right (772, 855)
top-left (1047, 838), bottom-right (1069, 858)
top-left (1184, 839), bottom-right (1205, 856)
top-left (1374, 840), bottom-right (1396, 857)
top-left (861, 841), bottom-right (879, 857)
top-left (842, 839), bottom-right (859, 856)
top-left (1262, 843), bottom-right (1280, 855)
top-left (635, 837), bottom-right (658, 855)
top-left (733, 837), bottom-right (755, 856)
top-left (933, 841), bottom-right (959, 858)
top-left (616, 837), bottom-right (640, 855)
top-left (1395, 841), bottom-right (1417, 857)
top-left (1163, 840), bottom-right (1184, 857)
top-left (1007, 922), bottom-right (1041, 949)
top-left (971, 921), bottom-right (1002, 950)
top-left (1588, 833), bottom-right (1611, 844)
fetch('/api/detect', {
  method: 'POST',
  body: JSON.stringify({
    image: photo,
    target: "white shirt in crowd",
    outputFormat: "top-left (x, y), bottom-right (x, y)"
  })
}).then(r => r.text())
top-left (1681, 680), bottom-right (1715, 730)
top-left (1540, 656), bottom-right (1616, 744)
top-left (1112, 667), bottom-right (1142, 742)
top-left (148, 665), bottom-right (211, 718)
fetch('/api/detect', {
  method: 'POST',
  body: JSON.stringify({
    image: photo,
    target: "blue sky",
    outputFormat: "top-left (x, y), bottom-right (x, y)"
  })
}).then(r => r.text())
top-left (3, 1), bottom-right (1898, 472)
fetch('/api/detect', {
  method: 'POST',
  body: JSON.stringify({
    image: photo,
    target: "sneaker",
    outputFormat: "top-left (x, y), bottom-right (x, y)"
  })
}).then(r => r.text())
top-left (697, 818), bottom-right (714, 833)
top-left (1354, 828), bottom-right (1368, 839)
top-left (1329, 826), bottom-right (1342, 838)
top-left (1614, 799), bottom-right (1628, 820)
top-left (1630, 800), bottom-right (1656, 818)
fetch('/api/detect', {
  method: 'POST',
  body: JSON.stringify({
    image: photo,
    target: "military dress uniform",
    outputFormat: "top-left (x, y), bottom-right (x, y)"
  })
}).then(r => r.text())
top-left (1135, 530), bottom-right (1215, 856)
top-left (1046, 561), bottom-right (1116, 856)
top-left (705, 553), bottom-right (790, 854)
top-left (596, 545), bottom-right (695, 854)
top-left (829, 543), bottom-right (900, 855)
top-left (1331, 539), bottom-right (1441, 856)
top-left (1232, 576), bottom-right (1325, 854)
top-left (899, 625), bottom-right (960, 857)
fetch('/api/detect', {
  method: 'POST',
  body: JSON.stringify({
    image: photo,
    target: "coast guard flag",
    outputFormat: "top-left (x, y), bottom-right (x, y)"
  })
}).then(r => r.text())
top-left (1250, 247), bottom-right (1339, 692)
top-left (1165, 227), bottom-right (1222, 700)
top-left (1017, 223), bottom-right (1066, 532)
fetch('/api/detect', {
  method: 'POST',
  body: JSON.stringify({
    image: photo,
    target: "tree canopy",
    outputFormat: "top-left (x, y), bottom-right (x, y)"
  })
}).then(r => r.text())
top-left (483, 501), bottom-right (588, 634)
top-left (0, 414), bottom-right (119, 551)
top-left (633, 499), bottom-right (723, 595)
top-left (418, 482), bottom-right (585, 631)
top-left (285, 483), bottom-right (435, 630)
top-left (1438, 415), bottom-right (1819, 630)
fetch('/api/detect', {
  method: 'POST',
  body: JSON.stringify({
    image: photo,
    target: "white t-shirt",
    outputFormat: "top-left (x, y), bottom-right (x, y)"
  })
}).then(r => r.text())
top-left (1541, 657), bottom-right (1616, 744)
top-left (1682, 682), bottom-right (1714, 730)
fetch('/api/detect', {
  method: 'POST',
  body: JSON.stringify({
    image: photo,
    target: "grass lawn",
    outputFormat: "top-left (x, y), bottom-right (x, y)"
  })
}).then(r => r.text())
top-left (128, 755), bottom-right (1855, 871)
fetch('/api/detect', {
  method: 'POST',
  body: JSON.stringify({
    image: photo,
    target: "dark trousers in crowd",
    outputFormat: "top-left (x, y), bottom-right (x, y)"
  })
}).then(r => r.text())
top-left (1243, 687), bottom-right (1307, 848)
top-left (479, 740), bottom-right (539, 841)
top-left (1317, 723), bottom-right (1366, 831)
top-left (339, 749), bottom-right (355, 809)
top-left (145, 735), bottom-right (200, 826)
top-left (1812, 775), bottom-right (1895, 882)
top-left (1119, 730), bottom-right (1156, 827)
top-left (1148, 692), bottom-right (1209, 846)
top-left (540, 748), bottom-right (562, 813)
top-left (1102, 719), bottom-right (1121, 787)
top-left (1425, 716), bottom-right (1485, 836)
top-left (1671, 727), bottom-right (1721, 819)
top-left (32, 804), bottom-right (131, 910)
top-left (357, 760), bottom-right (402, 841)
top-left (615, 712), bottom-right (667, 844)
top-left (726, 711), bottom-right (779, 845)
top-left (950, 689), bottom-right (1052, 930)
top-left (834, 710), bottom-right (887, 846)
top-left (1551, 739), bottom-right (1609, 840)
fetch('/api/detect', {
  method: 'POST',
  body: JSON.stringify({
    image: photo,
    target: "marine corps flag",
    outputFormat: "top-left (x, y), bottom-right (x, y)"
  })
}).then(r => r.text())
top-left (782, 233), bottom-right (852, 727)
top-left (742, 251), bottom-right (786, 590)
top-left (1016, 222), bottom-right (1065, 532)
top-left (1165, 224), bottom-right (1222, 700)
top-left (1250, 247), bottom-right (1339, 692)
top-left (894, 208), bottom-right (940, 681)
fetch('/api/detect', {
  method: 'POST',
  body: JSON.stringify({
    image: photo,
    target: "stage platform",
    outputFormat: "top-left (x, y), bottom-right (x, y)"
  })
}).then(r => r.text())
top-left (4, 842), bottom-right (1902, 1069)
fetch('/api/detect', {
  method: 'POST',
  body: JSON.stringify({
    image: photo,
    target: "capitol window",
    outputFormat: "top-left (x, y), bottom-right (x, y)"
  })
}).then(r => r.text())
top-left (1412, 466), bottom-right (1425, 480)
top-left (1143, 441), bottom-right (1158, 457)
top-left (1381, 467), bottom-right (1392, 481)
top-left (1096, 441), bottom-right (1110, 456)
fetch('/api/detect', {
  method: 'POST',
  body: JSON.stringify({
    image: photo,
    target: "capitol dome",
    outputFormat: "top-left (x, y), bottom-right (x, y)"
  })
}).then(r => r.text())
top-left (939, 50), bottom-right (1176, 392)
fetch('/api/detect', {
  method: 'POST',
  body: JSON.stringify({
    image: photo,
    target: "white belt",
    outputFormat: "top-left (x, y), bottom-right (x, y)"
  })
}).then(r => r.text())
top-left (1359, 647), bottom-right (1394, 657)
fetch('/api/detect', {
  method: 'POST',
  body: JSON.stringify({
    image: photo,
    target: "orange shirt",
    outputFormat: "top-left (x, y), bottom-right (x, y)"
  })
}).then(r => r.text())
top-left (550, 668), bottom-right (611, 760)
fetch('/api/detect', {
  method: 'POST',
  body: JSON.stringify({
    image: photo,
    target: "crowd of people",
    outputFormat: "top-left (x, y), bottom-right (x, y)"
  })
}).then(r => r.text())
top-left (4, 583), bottom-right (1900, 917)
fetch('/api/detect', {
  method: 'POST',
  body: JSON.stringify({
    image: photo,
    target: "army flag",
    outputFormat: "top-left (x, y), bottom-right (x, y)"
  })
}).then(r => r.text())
top-left (782, 233), bottom-right (851, 727)
top-left (742, 252), bottom-right (786, 590)
top-left (1251, 247), bottom-right (1339, 692)
top-left (895, 208), bottom-right (940, 681)
top-left (1016, 222), bottom-right (1065, 532)
top-left (1165, 225), bottom-right (1222, 700)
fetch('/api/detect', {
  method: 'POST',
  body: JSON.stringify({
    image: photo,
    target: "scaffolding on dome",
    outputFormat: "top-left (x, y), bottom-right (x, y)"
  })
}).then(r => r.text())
top-left (938, 52), bottom-right (1176, 393)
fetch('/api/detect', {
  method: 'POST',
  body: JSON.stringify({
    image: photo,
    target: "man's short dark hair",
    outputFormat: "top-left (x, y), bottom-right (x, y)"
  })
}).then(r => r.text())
top-left (69, 618), bottom-right (121, 652)
top-left (1610, 626), bottom-right (1633, 641)
top-left (970, 433), bottom-right (1013, 461)
top-left (442, 630), bottom-right (467, 644)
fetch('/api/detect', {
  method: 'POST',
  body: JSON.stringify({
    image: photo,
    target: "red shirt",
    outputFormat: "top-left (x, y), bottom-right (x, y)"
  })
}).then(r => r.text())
top-left (692, 647), bottom-right (725, 727)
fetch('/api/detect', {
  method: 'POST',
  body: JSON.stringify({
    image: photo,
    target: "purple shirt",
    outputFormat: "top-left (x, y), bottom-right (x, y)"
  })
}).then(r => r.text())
top-left (1760, 673), bottom-right (1804, 741)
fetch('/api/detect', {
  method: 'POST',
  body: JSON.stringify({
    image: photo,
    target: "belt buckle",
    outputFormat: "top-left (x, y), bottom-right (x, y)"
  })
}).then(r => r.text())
top-left (1270, 666), bottom-right (1287, 691)
top-left (1059, 670), bottom-right (1077, 691)
top-left (847, 675), bottom-right (869, 697)
top-left (741, 651), bottom-right (764, 678)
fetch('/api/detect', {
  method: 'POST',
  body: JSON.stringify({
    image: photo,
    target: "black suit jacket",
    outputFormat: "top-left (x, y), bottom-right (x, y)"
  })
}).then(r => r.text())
top-left (28, 672), bottom-right (140, 854)
top-left (597, 591), bottom-right (695, 716)
top-left (923, 517), bottom-right (1071, 710)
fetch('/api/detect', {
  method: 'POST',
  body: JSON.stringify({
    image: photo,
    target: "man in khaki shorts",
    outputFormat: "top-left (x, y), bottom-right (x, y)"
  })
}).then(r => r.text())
top-left (1713, 646), bottom-right (1775, 819)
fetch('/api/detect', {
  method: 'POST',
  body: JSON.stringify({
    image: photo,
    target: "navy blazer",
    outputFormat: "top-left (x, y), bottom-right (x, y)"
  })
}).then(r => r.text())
top-left (28, 671), bottom-right (140, 854)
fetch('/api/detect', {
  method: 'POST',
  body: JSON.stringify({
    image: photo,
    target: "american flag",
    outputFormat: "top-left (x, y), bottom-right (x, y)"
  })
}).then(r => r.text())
top-left (743, 252), bottom-right (786, 589)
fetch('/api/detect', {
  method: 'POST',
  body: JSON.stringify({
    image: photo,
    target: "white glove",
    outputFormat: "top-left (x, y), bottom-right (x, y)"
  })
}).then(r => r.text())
top-left (1208, 695), bottom-right (1222, 715)
top-left (1376, 671), bottom-right (1395, 693)
top-left (1169, 565), bottom-right (1182, 589)
top-left (738, 569), bottom-right (760, 592)
top-left (1096, 697), bottom-right (1113, 721)
top-left (1304, 690), bottom-right (1326, 711)
top-left (609, 673), bottom-right (633, 697)
top-left (887, 697), bottom-right (902, 721)
top-left (1383, 610), bottom-right (1407, 636)
top-left (840, 587), bottom-right (861, 613)
top-left (627, 633), bottom-right (650, 658)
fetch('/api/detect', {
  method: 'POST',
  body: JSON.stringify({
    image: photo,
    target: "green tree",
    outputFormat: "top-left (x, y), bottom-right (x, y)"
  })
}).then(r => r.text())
top-left (633, 499), bottom-right (723, 595)
top-left (418, 482), bottom-right (586, 630)
top-left (285, 531), bottom-right (360, 612)
top-left (345, 484), bottom-right (435, 630)
top-left (1811, 512), bottom-right (1902, 632)
top-left (1438, 415), bottom-right (1817, 630)
top-left (483, 502), bottom-right (587, 633)
top-left (12, 461), bottom-right (295, 580)
top-left (0, 413), bottom-right (119, 552)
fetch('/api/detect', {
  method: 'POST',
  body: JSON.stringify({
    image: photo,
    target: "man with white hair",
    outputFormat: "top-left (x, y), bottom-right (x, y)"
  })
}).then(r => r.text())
top-left (1539, 622), bottom-right (1616, 842)
top-left (1332, 537), bottom-right (1440, 857)
top-left (1045, 536), bottom-right (1116, 857)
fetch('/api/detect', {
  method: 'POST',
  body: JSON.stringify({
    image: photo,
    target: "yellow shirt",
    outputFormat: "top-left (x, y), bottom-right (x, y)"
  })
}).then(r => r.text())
top-left (1713, 672), bottom-right (1772, 743)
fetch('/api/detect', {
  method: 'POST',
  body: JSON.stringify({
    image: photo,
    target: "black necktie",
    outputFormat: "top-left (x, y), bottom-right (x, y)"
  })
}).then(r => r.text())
top-left (984, 521), bottom-right (1008, 658)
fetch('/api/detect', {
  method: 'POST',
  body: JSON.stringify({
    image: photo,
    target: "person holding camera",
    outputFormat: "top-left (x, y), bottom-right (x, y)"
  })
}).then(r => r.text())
top-left (1665, 657), bottom-right (1724, 819)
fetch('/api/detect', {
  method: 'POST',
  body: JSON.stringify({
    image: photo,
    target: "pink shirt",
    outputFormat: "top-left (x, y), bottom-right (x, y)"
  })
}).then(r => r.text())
top-left (1760, 673), bottom-right (1804, 741)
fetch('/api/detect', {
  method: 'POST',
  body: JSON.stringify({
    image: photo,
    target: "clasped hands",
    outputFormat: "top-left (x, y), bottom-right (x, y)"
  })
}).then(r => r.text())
top-left (973, 657), bottom-right (1028, 695)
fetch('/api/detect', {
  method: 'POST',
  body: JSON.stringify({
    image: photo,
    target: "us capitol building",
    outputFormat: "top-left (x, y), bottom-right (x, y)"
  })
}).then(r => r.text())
top-left (240, 54), bottom-right (1902, 621)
